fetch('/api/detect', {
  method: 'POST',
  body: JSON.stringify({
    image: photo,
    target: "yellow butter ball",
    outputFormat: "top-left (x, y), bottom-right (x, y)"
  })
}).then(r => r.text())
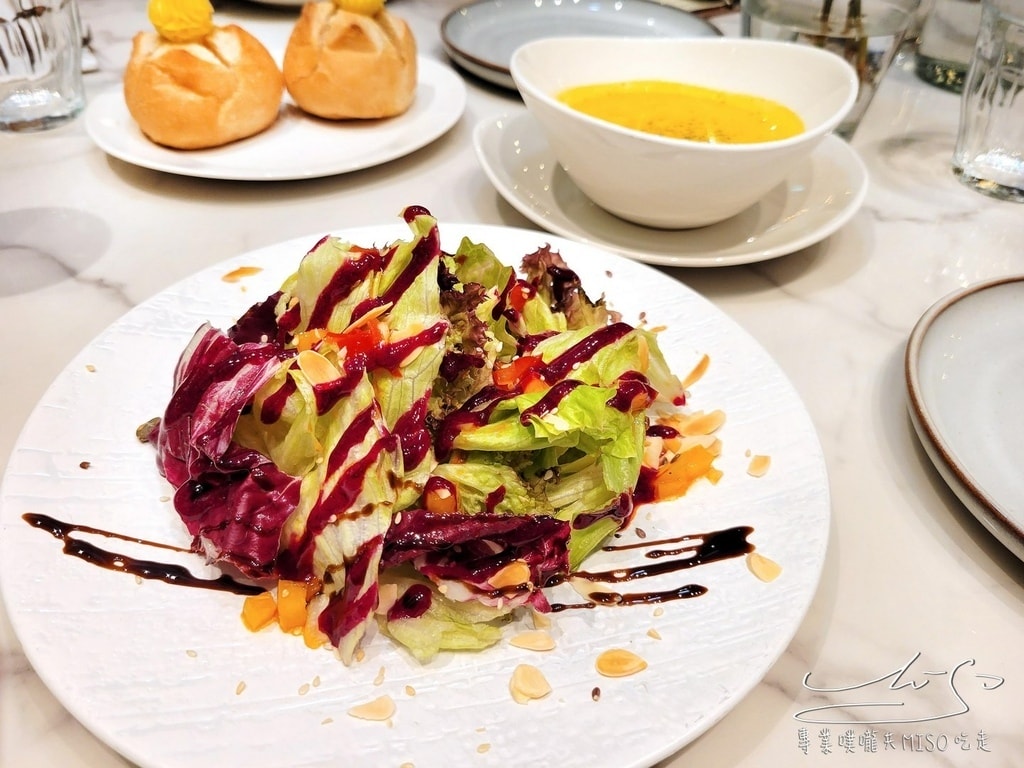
top-left (148, 0), bottom-right (215, 43)
top-left (332, 0), bottom-right (385, 15)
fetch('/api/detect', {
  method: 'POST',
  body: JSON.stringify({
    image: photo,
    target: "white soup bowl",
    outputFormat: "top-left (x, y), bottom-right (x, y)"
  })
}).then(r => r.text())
top-left (510, 36), bottom-right (859, 229)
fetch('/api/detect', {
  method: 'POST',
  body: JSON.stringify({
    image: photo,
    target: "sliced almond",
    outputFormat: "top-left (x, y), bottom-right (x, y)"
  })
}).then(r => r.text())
top-left (596, 648), bottom-right (648, 678)
top-left (347, 694), bottom-right (396, 721)
top-left (678, 409), bottom-right (726, 436)
top-left (392, 321), bottom-right (425, 339)
top-left (343, 302), bottom-right (391, 334)
top-left (747, 454), bottom-right (771, 477)
top-left (635, 332), bottom-right (650, 372)
top-left (531, 609), bottom-right (552, 630)
top-left (490, 560), bottom-right (531, 589)
top-left (509, 630), bottom-right (556, 652)
top-left (747, 552), bottom-right (782, 582)
top-left (376, 582), bottom-right (398, 615)
top-left (509, 664), bottom-right (552, 704)
top-left (681, 353), bottom-right (711, 389)
top-left (373, 666), bottom-right (386, 686)
top-left (297, 349), bottom-right (340, 385)
top-left (642, 435), bottom-right (664, 469)
top-left (222, 265), bottom-right (262, 283)
top-left (665, 433), bottom-right (723, 460)
top-left (399, 346), bottom-right (424, 368)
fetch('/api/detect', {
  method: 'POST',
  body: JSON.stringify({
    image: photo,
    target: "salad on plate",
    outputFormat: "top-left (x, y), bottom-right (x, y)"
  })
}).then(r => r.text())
top-left (145, 205), bottom-right (727, 665)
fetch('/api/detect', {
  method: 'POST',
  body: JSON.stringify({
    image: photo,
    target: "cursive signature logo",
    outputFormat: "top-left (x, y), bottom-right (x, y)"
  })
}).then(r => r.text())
top-left (794, 652), bottom-right (1005, 725)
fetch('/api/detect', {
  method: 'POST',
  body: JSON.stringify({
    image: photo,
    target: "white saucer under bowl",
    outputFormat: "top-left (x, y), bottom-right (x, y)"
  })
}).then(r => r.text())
top-left (472, 112), bottom-right (868, 268)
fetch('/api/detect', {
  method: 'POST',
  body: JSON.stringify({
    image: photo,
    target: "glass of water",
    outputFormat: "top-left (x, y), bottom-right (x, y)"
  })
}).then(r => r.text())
top-left (0, 0), bottom-right (85, 133)
top-left (915, 0), bottom-right (983, 93)
top-left (741, 0), bottom-right (921, 139)
top-left (952, 0), bottom-right (1024, 202)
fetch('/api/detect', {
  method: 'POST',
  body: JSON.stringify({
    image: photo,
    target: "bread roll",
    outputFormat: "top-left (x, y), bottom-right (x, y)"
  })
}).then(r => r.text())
top-left (124, 25), bottom-right (284, 150)
top-left (283, 2), bottom-right (417, 120)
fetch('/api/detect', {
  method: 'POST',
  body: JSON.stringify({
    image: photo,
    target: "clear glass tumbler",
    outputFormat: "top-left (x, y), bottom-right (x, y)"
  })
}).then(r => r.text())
top-left (741, 0), bottom-right (921, 139)
top-left (0, 0), bottom-right (85, 132)
top-left (915, 0), bottom-right (983, 93)
top-left (952, 0), bottom-right (1024, 202)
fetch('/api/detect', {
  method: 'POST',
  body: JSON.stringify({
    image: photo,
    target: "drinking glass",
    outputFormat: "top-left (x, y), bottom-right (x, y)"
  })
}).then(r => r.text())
top-left (915, 0), bottom-right (983, 93)
top-left (741, 0), bottom-right (921, 138)
top-left (952, 0), bottom-right (1024, 202)
top-left (0, 0), bottom-right (85, 132)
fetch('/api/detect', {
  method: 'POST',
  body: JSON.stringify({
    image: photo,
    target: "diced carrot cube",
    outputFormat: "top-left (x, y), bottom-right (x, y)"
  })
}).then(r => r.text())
top-left (277, 579), bottom-right (309, 633)
top-left (294, 328), bottom-right (326, 352)
top-left (241, 591), bottom-right (278, 632)
top-left (424, 481), bottom-right (458, 515)
top-left (303, 620), bottom-right (327, 650)
top-left (654, 444), bottom-right (718, 501)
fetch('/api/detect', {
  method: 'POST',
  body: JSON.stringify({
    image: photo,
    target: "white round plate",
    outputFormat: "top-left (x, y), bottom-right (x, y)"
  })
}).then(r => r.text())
top-left (0, 221), bottom-right (829, 768)
top-left (473, 112), bottom-right (869, 267)
top-left (84, 58), bottom-right (465, 181)
top-left (905, 276), bottom-right (1024, 562)
top-left (441, 0), bottom-right (719, 90)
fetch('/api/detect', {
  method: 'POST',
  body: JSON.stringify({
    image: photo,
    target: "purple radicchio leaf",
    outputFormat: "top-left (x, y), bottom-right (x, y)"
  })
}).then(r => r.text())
top-left (156, 323), bottom-right (297, 577)
top-left (382, 509), bottom-right (570, 611)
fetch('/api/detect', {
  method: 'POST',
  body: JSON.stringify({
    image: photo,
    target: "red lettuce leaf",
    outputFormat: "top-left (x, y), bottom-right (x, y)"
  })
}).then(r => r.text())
top-left (382, 509), bottom-right (570, 608)
top-left (155, 324), bottom-right (297, 577)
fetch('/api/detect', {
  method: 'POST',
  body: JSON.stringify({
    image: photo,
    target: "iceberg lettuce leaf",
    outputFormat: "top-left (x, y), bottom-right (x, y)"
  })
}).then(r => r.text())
top-left (380, 574), bottom-right (510, 662)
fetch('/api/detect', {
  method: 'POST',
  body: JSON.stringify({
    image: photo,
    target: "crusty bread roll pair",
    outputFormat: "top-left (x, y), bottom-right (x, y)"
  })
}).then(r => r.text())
top-left (123, 2), bottom-right (417, 151)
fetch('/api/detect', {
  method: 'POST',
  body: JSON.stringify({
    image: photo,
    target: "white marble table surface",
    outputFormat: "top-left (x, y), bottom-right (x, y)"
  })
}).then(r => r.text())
top-left (1, 1), bottom-right (1022, 766)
